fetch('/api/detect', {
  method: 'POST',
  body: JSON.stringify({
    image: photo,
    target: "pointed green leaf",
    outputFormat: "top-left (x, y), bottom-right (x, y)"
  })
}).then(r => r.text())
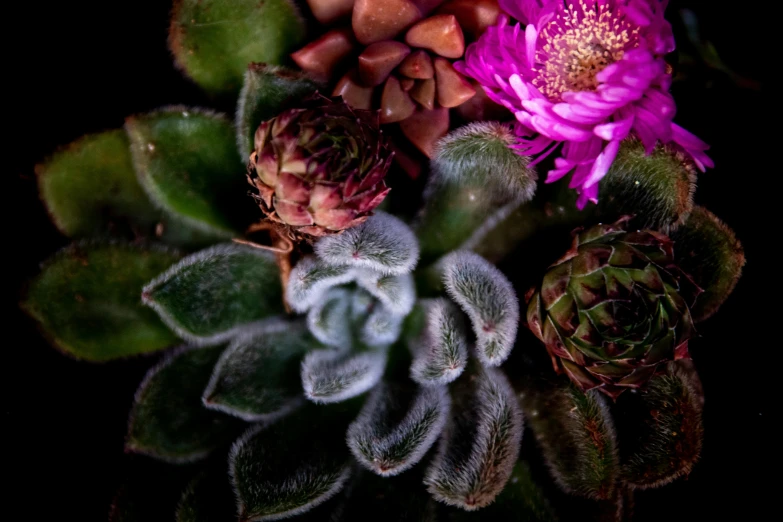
top-left (445, 462), bottom-right (557, 522)
top-left (203, 320), bottom-right (315, 421)
top-left (169, 0), bottom-right (306, 95)
top-left (127, 345), bottom-right (243, 463)
top-left (143, 244), bottom-right (285, 344)
top-left (36, 130), bottom-right (161, 239)
top-left (670, 206), bottom-right (745, 321)
top-left (618, 360), bottom-right (704, 489)
top-left (236, 64), bottom-right (320, 159)
top-left (23, 243), bottom-right (180, 361)
top-left (301, 348), bottom-right (388, 404)
top-left (597, 140), bottom-right (696, 233)
top-left (410, 299), bottom-right (468, 386)
top-left (425, 363), bottom-right (524, 510)
top-left (230, 404), bottom-right (356, 521)
top-left (126, 108), bottom-right (248, 237)
top-left (417, 122), bottom-right (537, 262)
top-left (347, 382), bottom-right (450, 476)
top-left (517, 375), bottom-right (619, 500)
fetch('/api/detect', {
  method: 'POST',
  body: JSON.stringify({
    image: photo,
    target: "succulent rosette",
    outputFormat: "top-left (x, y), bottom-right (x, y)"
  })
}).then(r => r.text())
top-left (22, 0), bottom-right (750, 521)
top-left (457, 0), bottom-right (713, 207)
top-left (248, 97), bottom-right (392, 239)
top-left (526, 217), bottom-right (699, 399)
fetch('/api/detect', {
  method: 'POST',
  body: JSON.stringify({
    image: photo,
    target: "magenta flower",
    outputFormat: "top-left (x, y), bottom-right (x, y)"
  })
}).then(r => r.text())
top-left (456, 0), bottom-right (712, 208)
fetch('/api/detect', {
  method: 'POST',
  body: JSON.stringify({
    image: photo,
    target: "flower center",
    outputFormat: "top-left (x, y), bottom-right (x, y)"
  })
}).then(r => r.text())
top-left (533, 1), bottom-right (640, 101)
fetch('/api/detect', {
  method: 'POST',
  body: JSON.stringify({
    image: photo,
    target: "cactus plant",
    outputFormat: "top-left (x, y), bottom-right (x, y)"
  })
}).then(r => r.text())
top-left (23, 1), bottom-right (747, 521)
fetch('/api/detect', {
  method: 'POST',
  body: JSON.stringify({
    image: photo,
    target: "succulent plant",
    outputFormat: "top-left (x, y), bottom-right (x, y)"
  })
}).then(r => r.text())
top-left (23, 1), bottom-right (748, 521)
top-left (247, 96), bottom-right (392, 239)
top-left (292, 0), bottom-right (502, 160)
top-left (526, 218), bottom-right (699, 400)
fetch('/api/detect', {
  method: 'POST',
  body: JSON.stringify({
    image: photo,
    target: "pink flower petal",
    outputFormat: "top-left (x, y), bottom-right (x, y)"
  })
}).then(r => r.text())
top-left (525, 24), bottom-right (538, 69)
top-left (583, 139), bottom-right (622, 188)
top-left (594, 115), bottom-right (634, 141)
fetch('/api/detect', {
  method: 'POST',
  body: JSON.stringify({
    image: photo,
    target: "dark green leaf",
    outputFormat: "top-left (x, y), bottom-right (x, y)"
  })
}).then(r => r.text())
top-left (417, 122), bottom-right (536, 262)
top-left (23, 242), bottom-right (180, 361)
top-left (126, 108), bottom-right (248, 237)
top-left (618, 360), bottom-right (704, 489)
top-left (670, 206), bottom-right (745, 321)
top-left (517, 375), bottom-right (619, 500)
top-left (236, 64), bottom-right (320, 159)
top-left (203, 319), bottom-right (315, 421)
top-left (127, 344), bottom-right (242, 462)
top-left (142, 243), bottom-right (285, 344)
top-left (169, 0), bottom-right (306, 95)
top-left (230, 403), bottom-right (357, 521)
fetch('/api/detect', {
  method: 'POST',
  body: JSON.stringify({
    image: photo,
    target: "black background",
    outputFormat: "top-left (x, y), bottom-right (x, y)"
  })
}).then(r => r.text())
top-left (8, 1), bottom-right (772, 520)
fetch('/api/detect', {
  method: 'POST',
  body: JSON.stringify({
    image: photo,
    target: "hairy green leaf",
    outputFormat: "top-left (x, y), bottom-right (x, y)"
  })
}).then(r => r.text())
top-left (410, 299), bottom-right (468, 386)
top-left (236, 64), bottom-right (320, 159)
top-left (24, 242), bottom-right (180, 361)
top-left (670, 206), bottom-right (745, 321)
top-left (127, 345), bottom-right (242, 462)
top-left (203, 320), bottom-right (315, 421)
top-left (301, 348), bottom-right (387, 404)
top-left (169, 0), bottom-right (306, 95)
top-left (143, 244), bottom-right (284, 344)
top-left (126, 108), bottom-right (248, 237)
top-left (230, 404), bottom-right (356, 521)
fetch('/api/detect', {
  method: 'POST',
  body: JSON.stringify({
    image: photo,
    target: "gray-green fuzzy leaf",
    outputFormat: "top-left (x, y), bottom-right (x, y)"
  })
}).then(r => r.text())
top-left (355, 270), bottom-right (416, 316)
top-left (441, 251), bottom-right (519, 367)
top-left (424, 364), bottom-right (524, 510)
top-left (301, 348), bottom-right (388, 404)
top-left (126, 107), bottom-right (247, 237)
top-left (347, 383), bottom-right (450, 476)
top-left (315, 212), bottom-right (420, 276)
top-left (230, 405), bottom-right (355, 521)
top-left (169, 0), bottom-right (306, 96)
top-left (410, 299), bottom-right (468, 386)
top-left (236, 64), bottom-right (320, 159)
top-left (203, 320), bottom-right (315, 421)
top-left (307, 288), bottom-right (354, 349)
top-left (23, 242), bottom-right (180, 361)
top-left (127, 345), bottom-right (242, 463)
top-left (287, 256), bottom-right (355, 313)
top-left (142, 243), bottom-right (284, 344)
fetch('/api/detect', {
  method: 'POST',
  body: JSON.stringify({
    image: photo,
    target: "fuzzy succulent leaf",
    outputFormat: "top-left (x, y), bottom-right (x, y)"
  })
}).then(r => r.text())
top-left (410, 299), bottom-right (469, 386)
top-left (424, 364), bottom-right (524, 510)
top-left (347, 382), bottom-right (450, 476)
top-left (441, 251), bottom-right (519, 367)
top-left (126, 108), bottom-right (247, 237)
top-left (169, 0), bottom-right (306, 95)
top-left (127, 345), bottom-right (242, 463)
top-left (597, 140), bottom-right (696, 232)
top-left (36, 130), bottom-right (161, 239)
top-left (236, 64), bottom-right (320, 159)
top-left (355, 270), bottom-right (417, 316)
top-left (229, 404), bottom-right (356, 521)
top-left (307, 288), bottom-right (354, 349)
top-left (301, 348), bottom-right (387, 404)
top-left (618, 360), bottom-right (704, 489)
top-left (23, 243), bottom-right (180, 361)
top-left (670, 206), bottom-right (745, 321)
top-left (315, 212), bottom-right (420, 276)
top-left (361, 304), bottom-right (405, 347)
top-left (287, 256), bottom-right (356, 313)
top-left (142, 244), bottom-right (284, 344)
top-left (517, 374), bottom-right (619, 500)
top-left (445, 462), bottom-right (556, 522)
top-left (417, 122), bottom-right (537, 262)
top-left (202, 320), bottom-right (315, 421)
top-left (176, 471), bottom-right (237, 522)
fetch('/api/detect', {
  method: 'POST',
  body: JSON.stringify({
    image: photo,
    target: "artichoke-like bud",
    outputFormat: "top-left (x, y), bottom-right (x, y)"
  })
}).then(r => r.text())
top-left (526, 218), bottom-right (700, 400)
top-left (248, 97), bottom-right (392, 239)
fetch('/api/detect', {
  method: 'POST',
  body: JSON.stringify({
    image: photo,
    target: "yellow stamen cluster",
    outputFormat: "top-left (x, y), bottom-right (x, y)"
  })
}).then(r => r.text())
top-left (533, 1), bottom-right (640, 101)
